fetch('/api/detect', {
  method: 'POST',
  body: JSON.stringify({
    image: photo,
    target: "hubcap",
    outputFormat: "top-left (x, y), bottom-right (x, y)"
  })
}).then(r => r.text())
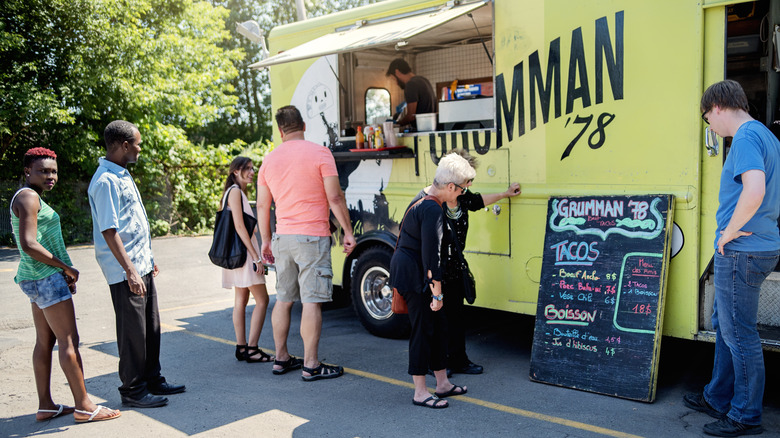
top-left (360, 265), bottom-right (393, 320)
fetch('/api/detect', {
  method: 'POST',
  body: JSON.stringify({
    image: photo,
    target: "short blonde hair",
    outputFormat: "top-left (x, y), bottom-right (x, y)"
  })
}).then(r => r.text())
top-left (433, 153), bottom-right (476, 188)
top-left (447, 149), bottom-right (478, 168)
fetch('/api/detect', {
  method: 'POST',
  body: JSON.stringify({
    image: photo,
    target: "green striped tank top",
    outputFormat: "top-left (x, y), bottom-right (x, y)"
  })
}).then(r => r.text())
top-left (10, 188), bottom-right (72, 283)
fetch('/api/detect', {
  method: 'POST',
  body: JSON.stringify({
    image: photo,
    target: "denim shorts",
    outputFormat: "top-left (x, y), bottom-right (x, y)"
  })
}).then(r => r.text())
top-left (19, 271), bottom-right (72, 309)
top-left (271, 234), bottom-right (333, 303)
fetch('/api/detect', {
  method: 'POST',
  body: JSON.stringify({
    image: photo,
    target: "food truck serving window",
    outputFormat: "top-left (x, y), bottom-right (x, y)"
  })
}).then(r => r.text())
top-left (254, 0), bottom-right (494, 140)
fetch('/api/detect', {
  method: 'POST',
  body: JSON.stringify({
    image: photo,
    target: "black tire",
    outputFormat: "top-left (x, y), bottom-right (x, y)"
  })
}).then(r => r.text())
top-left (351, 246), bottom-right (410, 339)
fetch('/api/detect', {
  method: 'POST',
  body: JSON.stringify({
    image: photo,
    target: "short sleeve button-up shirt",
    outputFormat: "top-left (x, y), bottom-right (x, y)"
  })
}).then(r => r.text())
top-left (88, 157), bottom-right (154, 285)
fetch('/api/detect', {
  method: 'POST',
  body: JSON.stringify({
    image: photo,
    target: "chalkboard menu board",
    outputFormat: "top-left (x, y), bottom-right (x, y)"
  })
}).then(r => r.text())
top-left (529, 195), bottom-right (674, 402)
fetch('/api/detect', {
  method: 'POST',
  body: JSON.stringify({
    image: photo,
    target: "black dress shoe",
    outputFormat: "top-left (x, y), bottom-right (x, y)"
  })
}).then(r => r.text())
top-left (121, 393), bottom-right (169, 408)
top-left (149, 382), bottom-right (186, 395)
top-left (451, 361), bottom-right (483, 375)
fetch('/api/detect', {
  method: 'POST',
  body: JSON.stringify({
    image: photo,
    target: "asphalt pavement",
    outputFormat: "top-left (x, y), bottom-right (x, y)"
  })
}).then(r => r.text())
top-left (1, 236), bottom-right (779, 437)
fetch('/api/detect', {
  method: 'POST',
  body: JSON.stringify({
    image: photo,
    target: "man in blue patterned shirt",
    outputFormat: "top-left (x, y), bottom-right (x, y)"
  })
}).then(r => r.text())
top-left (88, 120), bottom-right (185, 408)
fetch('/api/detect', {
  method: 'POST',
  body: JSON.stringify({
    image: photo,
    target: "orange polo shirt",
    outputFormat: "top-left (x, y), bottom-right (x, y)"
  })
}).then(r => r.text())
top-left (257, 139), bottom-right (338, 237)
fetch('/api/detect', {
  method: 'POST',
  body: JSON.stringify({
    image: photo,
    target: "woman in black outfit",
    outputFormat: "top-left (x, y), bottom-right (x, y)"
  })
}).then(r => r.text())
top-left (390, 153), bottom-right (475, 409)
top-left (413, 150), bottom-right (521, 375)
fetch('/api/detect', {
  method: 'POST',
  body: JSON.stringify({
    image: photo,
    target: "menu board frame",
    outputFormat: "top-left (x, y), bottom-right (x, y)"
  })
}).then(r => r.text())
top-left (529, 194), bottom-right (674, 402)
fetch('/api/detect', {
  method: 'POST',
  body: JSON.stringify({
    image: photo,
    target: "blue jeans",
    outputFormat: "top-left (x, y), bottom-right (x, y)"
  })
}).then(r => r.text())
top-left (19, 271), bottom-right (72, 309)
top-left (704, 249), bottom-right (779, 425)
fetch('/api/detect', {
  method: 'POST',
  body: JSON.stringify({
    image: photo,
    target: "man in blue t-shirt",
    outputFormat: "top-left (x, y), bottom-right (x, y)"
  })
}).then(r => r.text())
top-left (683, 80), bottom-right (780, 437)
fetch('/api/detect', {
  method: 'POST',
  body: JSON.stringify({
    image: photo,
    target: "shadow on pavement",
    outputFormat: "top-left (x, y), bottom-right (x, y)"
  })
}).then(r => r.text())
top-left (0, 247), bottom-right (20, 263)
top-left (7, 294), bottom-right (779, 437)
top-left (3, 418), bottom-right (72, 437)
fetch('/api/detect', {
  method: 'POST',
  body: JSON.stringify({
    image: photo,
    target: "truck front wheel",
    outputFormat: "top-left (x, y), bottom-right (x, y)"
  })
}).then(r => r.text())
top-left (351, 246), bottom-right (410, 339)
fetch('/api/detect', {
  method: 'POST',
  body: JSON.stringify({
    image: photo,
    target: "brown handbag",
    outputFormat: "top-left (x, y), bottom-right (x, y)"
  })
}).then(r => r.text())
top-left (391, 195), bottom-right (442, 315)
top-left (391, 288), bottom-right (408, 314)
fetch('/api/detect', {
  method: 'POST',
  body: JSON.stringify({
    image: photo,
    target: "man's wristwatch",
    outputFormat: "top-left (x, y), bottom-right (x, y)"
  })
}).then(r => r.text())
top-left (432, 294), bottom-right (443, 301)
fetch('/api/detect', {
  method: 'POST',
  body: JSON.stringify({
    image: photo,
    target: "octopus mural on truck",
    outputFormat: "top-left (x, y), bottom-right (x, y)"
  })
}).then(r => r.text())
top-left (291, 56), bottom-right (340, 149)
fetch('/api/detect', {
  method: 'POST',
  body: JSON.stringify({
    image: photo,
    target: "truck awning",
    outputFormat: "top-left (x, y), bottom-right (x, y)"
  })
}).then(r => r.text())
top-left (250, 0), bottom-right (489, 69)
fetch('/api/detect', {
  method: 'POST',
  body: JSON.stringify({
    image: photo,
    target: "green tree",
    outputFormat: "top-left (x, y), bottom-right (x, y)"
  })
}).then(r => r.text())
top-left (199, 0), bottom-right (381, 147)
top-left (0, 0), bottom-right (381, 245)
top-left (1, 0), bottom-right (243, 242)
top-left (0, 0), bottom-right (98, 179)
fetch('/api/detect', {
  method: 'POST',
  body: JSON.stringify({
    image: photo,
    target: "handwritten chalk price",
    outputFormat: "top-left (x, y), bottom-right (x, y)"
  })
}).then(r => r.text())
top-left (632, 304), bottom-right (652, 315)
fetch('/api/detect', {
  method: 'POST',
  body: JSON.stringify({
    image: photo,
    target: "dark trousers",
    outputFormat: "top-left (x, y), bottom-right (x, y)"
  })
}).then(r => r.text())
top-left (443, 276), bottom-right (468, 368)
top-left (109, 272), bottom-right (163, 398)
top-left (402, 288), bottom-right (447, 375)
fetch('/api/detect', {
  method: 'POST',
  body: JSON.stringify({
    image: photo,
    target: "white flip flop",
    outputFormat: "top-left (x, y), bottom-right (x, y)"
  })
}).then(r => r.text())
top-left (74, 405), bottom-right (121, 423)
top-left (36, 404), bottom-right (72, 421)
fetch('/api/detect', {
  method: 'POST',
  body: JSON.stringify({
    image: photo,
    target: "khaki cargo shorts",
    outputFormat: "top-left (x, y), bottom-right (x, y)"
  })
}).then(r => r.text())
top-left (271, 234), bottom-right (333, 303)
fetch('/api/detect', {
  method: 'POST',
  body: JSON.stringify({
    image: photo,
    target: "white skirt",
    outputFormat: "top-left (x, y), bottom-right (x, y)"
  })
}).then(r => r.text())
top-left (222, 235), bottom-right (266, 288)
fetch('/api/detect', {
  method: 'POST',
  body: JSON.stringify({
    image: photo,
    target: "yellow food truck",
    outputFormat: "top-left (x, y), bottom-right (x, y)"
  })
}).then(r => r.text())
top-left (251, 0), bottom-right (780, 347)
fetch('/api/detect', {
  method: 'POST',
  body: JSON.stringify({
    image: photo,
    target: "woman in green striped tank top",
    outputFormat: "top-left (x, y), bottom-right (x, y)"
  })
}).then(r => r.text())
top-left (11, 147), bottom-right (120, 423)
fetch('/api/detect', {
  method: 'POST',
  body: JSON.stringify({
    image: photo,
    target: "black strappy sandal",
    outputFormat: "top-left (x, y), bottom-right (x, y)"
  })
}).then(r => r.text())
top-left (272, 356), bottom-right (303, 375)
top-left (245, 346), bottom-right (274, 363)
top-left (235, 344), bottom-right (247, 361)
top-left (301, 362), bottom-right (344, 381)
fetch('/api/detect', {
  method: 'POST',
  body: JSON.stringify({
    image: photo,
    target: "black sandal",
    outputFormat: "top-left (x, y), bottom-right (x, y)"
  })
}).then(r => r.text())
top-left (412, 395), bottom-right (448, 409)
top-left (245, 346), bottom-right (274, 363)
top-left (301, 362), bottom-right (344, 381)
top-left (235, 344), bottom-right (247, 361)
top-left (434, 384), bottom-right (467, 398)
top-left (272, 356), bottom-right (303, 375)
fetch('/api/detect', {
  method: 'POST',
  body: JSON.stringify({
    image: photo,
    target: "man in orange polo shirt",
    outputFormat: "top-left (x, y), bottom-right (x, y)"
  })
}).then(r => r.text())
top-left (257, 105), bottom-right (356, 381)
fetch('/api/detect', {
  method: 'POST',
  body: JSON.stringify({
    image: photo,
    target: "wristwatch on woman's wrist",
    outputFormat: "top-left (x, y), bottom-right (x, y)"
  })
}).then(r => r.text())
top-left (432, 294), bottom-right (443, 301)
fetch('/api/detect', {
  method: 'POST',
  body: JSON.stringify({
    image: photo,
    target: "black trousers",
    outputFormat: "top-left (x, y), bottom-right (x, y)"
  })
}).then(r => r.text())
top-left (443, 276), bottom-right (468, 368)
top-left (401, 288), bottom-right (447, 375)
top-left (109, 272), bottom-right (163, 398)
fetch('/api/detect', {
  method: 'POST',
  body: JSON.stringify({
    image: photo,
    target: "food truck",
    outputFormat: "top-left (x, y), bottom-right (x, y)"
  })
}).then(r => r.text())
top-left (250, 0), bottom-right (780, 347)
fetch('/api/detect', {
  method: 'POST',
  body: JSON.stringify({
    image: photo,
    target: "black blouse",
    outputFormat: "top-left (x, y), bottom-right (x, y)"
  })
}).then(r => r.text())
top-left (412, 189), bottom-right (485, 279)
top-left (389, 198), bottom-right (444, 294)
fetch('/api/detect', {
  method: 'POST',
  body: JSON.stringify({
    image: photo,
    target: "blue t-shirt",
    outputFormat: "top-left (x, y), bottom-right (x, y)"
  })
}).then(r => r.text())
top-left (715, 120), bottom-right (780, 251)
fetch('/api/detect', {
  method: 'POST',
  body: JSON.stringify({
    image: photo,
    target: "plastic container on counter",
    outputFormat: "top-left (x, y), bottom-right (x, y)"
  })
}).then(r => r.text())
top-left (416, 113), bottom-right (437, 132)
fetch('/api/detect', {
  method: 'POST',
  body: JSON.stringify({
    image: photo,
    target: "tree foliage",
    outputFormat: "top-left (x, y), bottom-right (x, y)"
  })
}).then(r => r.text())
top-left (199, 0), bottom-right (379, 146)
top-left (1, 0), bottom-right (243, 175)
top-left (0, 0), bottom-right (379, 244)
top-left (1, 0), bottom-right (243, 242)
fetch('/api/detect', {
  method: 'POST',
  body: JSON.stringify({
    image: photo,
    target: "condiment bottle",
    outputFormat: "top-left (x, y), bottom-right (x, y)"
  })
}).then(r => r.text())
top-left (364, 125), bottom-right (375, 149)
top-left (374, 126), bottom-right (384, 149)
top-left (356, 126), bottom-right (365, 149)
